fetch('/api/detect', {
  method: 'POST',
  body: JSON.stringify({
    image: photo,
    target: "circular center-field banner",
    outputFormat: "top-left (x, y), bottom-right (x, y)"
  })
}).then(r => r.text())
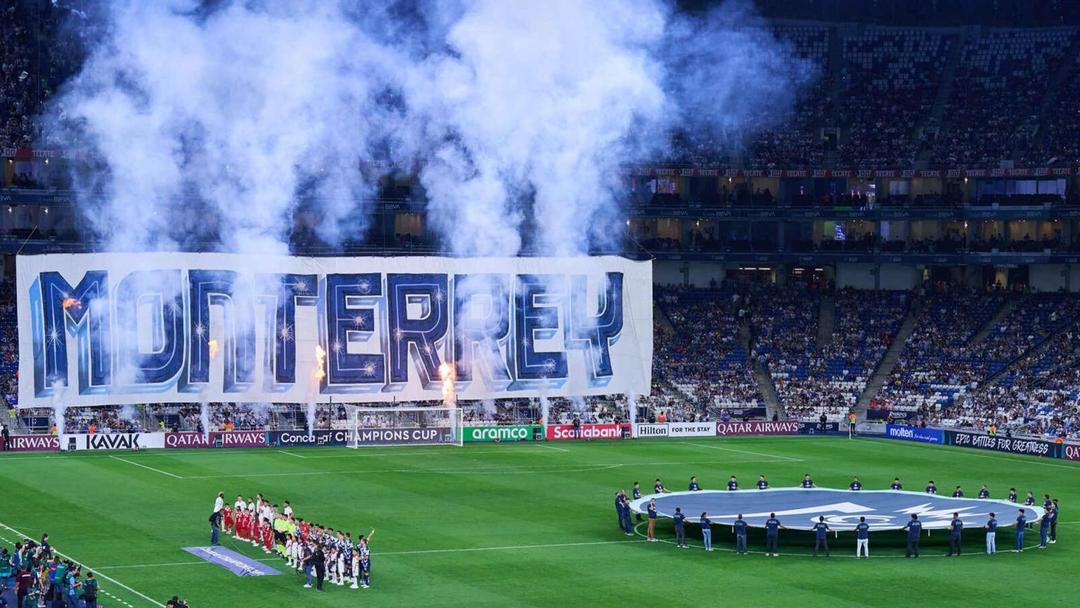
top-left (628, 488), bottom-right (1046, 531)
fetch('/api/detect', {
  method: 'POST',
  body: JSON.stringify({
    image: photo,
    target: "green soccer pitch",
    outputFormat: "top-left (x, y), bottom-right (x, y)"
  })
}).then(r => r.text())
top-left (0, 436), bottom-right (1076, 608)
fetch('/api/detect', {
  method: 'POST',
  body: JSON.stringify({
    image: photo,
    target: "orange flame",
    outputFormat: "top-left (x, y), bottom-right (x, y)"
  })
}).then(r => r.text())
top-left (311, 345), bottom-right (327, 386)
top-left (62, 298), bottom-right (79, 310)
top-left (439, 362), bottom-right (456, 407)
top-left (208, 339), bottom-right (219, 360)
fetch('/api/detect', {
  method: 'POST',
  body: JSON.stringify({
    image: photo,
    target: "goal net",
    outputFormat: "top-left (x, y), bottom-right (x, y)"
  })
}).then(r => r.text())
top-left (347, 406), bottom-right (463, 448)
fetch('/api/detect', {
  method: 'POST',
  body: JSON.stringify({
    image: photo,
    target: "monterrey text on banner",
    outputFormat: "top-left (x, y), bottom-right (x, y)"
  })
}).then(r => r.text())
top-left (17, 253), bottom-right (652, 406)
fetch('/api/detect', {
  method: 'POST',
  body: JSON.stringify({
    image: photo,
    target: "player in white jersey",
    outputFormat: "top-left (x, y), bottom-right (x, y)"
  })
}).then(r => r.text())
top-left (335, 546), bottom-right (346, 586)
top-left (350, 549), bottom-right (361, 589)
top-left (283, 500), bottom-right (293, 518)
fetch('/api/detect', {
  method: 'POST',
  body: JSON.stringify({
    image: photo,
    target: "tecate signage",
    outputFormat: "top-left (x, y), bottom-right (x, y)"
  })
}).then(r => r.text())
top-left (715, 421), bottom-right (800, 436)
top-left (546, 423), bottom-right (629, 441)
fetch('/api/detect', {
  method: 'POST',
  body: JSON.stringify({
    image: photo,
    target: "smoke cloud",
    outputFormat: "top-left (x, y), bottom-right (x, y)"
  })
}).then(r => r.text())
top-left (52, 0), bottom-right (812, 258)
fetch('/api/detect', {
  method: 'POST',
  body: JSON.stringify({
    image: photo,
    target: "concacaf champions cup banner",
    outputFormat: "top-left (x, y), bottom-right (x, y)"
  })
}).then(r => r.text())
top-left (17, 253), bottom-right (652, 407)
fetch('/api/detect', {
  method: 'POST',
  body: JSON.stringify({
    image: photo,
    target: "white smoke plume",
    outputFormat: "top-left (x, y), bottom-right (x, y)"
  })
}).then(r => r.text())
top-left (52, 0), bottom-right (811, 258)
top-left (55, 0), bottom-right (399, 254)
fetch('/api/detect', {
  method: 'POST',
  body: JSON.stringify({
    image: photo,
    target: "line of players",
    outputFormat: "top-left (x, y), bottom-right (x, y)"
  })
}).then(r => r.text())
top-left (214, 494), bottom-right (372, 591)
top-left (633, 473), bottom-right (1053, 502)
top-left (612, 475), bottom-right (1061, 556)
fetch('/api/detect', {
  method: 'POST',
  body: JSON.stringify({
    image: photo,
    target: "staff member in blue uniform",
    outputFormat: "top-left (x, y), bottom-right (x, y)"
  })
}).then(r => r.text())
top-left (952, 485), bottom-right (964, 498)
top-left (673, 508), bottom-right (688, 548)
top-left (727, 476), bottom-right (738, 491)
top-left (1014, 509), bottom-right (1027, 552)
top-left (925, 481), bottom-right (937, 494)
top-left (1049, 498), bottom-right (1058, 543)
top-left (1007, 488), bottom-right (1018, 502)
top-left (646, 499), bottom-right (659, 542)
top-left (855, 517), bottom-right (870, 558)
top-left (812, 517), bottom-right (830, 557)
top-left (688, 477), bottom-right (701, 491)
top-left (632, 482), bottom-right (643, 521)
top-left (764, 513), bottom-right (785, 557)
top-left (849, 476), bottom-right (862, 491)
top-left (700, 513), bottom-right (713, 552)
top-left (801, 474), bottom-right (814, 488)
top-left (890, 478), bottom-right (903, 490)
top-left (1038, 511), bottom-right (1051, 549)
top-left (756, 475), bottom-right (769, 490)
top-left (985, 512), bottom-right (997, 555)
top-left (947, 513), bottom-right (963, 556)
top-left (902, 514), bottom-right (922, 557)
top-left (978, 485), bottom-right (990, 499)
top-left (733, 515), bottom-right (748, 554)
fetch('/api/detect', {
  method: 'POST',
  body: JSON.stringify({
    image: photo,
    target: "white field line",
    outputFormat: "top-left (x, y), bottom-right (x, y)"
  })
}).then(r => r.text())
top-left (275, 450), bottom-right (308, 459)
top-left (95, 538), bottom-right (647, 570)
top-left (536, 444), bottom-right (571, 453)
top-left (677, 441), bottom-right (804, 462)
top-left (0, 521), bottom-right (165, 607)
top-left (109, 455), bottom-right (184, 479)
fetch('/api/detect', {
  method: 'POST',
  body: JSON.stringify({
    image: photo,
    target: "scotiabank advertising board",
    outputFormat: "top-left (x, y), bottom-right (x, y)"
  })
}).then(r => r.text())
top-left (6, 435), bottom-right (59, 452)
top-left (547, 423), bottom-right (630, 441)
top-left (165, 432), bottom-right (268, 448)
top-left (714, 420), bottom-right (801, 436)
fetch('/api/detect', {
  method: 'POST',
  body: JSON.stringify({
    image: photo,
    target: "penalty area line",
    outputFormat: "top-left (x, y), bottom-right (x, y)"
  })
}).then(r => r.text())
top-left (108, 455), bottom-right (184, 479)
top-left (0, 521), bottom-right (166, 607)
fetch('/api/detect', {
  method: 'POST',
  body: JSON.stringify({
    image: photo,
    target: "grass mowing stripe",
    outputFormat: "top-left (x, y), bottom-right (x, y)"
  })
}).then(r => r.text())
top-left (678, 441), bottom-right (805, 462)
top-left (0, 521), bottom-right (165, 607)
top-left (181, 463), bottom-right (625, 479)
top-left (109, 455), bottom-right (184, 479)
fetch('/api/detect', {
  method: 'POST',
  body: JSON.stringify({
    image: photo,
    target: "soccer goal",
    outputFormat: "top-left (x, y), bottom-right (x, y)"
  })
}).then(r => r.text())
top-left (347, 406), bottom-right (464, 448)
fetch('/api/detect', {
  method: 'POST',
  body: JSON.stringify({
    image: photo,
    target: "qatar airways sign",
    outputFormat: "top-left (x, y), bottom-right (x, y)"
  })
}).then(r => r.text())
top-left (165, 431), bottom-right (267, 448)
top-left (715, 420), bottom-right (801, 436)
top-left (17, 253), bottom-right (652, 406)
top-left (7, 435), bottom-right (60, 452)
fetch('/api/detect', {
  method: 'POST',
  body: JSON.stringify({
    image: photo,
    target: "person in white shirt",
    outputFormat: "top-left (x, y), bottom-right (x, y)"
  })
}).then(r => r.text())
top-left (213, 492), bottom-right (225, 514)
top-left (283, 500), bottom-right (293, 518)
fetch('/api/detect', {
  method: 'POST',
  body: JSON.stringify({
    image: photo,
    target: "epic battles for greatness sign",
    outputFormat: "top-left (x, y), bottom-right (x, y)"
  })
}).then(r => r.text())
top-left (945, 430), bottom-right (1063, 459)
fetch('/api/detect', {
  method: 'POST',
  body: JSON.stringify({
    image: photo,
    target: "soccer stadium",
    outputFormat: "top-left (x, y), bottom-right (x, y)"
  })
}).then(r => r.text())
top-left (1, 0), bottom-right (1079, 606)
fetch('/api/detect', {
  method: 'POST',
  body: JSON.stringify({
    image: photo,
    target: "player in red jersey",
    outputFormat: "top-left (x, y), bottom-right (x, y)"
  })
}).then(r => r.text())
top-left (262, 520), bottom-right (274, 554)
top-left (299, 519), bottom-right (310, 542)
top-left (222, 505), bottom-right (234, 536)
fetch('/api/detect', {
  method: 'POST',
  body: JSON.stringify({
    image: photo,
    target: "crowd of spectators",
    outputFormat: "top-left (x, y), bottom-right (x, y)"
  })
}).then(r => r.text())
top-left (836, 28), bottom-right (951, 168)
top-left (877, 286), bottom-right (1006, 414)
top-left (655, 284), bottom-right (763, 413)
top-left (779, 289), bottom-right (909, 421)
top-left (925, 28), bottom-right (1076, 167)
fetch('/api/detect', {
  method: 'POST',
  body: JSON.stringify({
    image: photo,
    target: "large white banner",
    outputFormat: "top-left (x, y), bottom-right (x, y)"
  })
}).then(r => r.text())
top-left (18, 253), bottom-right (652, 406)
